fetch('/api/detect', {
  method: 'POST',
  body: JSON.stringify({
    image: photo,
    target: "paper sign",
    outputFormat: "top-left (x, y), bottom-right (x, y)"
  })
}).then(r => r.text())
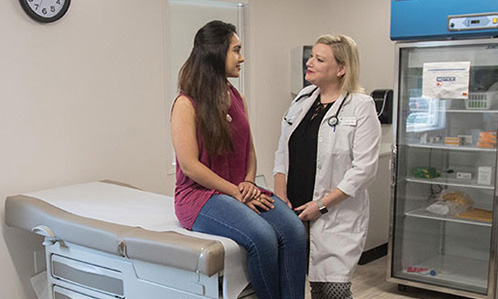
top-left (422, 61), bottom-right (470, 99)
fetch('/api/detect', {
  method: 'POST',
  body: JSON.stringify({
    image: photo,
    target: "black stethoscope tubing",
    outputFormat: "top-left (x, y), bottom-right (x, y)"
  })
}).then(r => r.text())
top-left (284, 88), bottom-right (350, 129)
top-left (327, 92), bottom-right (349, 127)
top-left (283, 87), bottom-right (319, 125)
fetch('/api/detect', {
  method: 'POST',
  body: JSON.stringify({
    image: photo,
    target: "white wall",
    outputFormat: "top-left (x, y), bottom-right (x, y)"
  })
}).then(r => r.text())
top-left (248, 0), bottom-right (395, 187)
top-left (0, 1), bottom-right (173, 298)
top-left (0, 0), bottom-right (394, 298)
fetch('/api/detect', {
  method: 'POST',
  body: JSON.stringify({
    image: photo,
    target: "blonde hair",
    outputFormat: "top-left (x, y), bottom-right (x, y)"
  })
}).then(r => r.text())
top-left (315, 34), bottom-right (365, 94)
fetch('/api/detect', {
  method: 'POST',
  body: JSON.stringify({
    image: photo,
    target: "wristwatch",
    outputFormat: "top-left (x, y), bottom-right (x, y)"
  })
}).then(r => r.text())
top-left (316, 198), bottom-right (329, 215)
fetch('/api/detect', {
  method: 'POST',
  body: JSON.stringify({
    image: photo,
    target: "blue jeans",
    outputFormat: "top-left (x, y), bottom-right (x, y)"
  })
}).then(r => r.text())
top-left (192, 194), bottom-right (306, 299)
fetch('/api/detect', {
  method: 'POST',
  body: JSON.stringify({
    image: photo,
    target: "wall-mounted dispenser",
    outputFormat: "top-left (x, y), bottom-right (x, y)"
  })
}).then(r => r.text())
top-left (290, 45), bottom-right (312, 95)
top-left (370, 89), bottom-right (393, 124)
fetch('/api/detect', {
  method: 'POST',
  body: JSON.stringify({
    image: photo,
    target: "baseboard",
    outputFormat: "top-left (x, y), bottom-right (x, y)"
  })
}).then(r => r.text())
top-left (358, 243), bottom-right (387, 265)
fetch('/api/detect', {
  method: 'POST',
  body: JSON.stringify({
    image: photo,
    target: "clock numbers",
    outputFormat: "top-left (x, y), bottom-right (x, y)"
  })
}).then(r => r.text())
top-left (27, 0), bottom-right (65, 18)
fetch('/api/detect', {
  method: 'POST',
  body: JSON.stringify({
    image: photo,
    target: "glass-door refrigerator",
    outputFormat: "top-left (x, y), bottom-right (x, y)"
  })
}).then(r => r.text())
top-left (388, 38), bottom-right (498, 299)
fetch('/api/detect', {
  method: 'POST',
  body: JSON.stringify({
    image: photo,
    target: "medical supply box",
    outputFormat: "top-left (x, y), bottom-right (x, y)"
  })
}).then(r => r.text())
top-left (391, 0), bottom-right (498, 41)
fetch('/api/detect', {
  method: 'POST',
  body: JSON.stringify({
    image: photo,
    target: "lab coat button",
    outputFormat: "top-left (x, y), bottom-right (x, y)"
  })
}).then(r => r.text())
top-left (317, 164), bottom-right (322, 169)
top-left (319, 137), bottom-right (323, 142)
top-left (314, 192), bottom-right (319, 197)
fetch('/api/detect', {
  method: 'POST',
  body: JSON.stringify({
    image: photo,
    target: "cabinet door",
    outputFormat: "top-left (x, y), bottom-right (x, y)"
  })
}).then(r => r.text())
top-left (391, 39), bottom-right (498, 296)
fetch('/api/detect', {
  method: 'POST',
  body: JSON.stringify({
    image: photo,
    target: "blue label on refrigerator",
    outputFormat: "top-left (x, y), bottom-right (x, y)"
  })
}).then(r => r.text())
top-left (391, 0), bottom-right (498, 40)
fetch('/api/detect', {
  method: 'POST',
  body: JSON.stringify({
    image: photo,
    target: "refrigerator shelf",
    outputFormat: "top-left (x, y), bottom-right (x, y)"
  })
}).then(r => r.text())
top-left (406, 143), bottom-right (497, 152)
top-left (405, 208), bottom-right (492, 227)
top-left (410, 108), bottom-right (498, 114)
top-left (398, 254), bottom-right (488, 294)
top-left (445, 109), bottom-right (498, 113)
top-left (405, 176), bottom-right (494, 190)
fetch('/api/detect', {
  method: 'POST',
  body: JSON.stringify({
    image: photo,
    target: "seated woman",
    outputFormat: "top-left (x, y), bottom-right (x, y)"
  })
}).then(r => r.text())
top-left (170, 20), bottom-right (306, 299)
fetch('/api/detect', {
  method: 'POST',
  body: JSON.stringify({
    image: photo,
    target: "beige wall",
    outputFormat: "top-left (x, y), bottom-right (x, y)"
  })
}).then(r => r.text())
top-left (0, 1), bottom-right (173, 298)
top-left (0, 0), bottom-right (394, 298)
top-left (248, 0), bottom-right (394, 187)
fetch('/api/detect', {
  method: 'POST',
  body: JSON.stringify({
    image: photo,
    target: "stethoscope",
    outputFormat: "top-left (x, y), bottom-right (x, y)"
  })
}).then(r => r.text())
top-left (327, 92), bottom-right (349, 130)
top-left (283, 87), bottom-right (319, 125)
top-left (284, 87), bottom-right (350, 131)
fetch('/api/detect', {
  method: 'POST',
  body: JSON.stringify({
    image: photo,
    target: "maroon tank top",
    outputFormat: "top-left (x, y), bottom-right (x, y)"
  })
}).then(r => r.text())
top-left (174, 85), bottom-right (268, 229)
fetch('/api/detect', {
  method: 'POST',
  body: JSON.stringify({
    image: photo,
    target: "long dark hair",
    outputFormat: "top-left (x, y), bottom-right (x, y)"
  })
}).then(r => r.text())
top-left (178, 20), bottom-right (237, 155)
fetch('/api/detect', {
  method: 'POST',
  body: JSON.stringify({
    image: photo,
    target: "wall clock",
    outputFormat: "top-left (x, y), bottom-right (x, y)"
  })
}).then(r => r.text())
top-left (20, 0), bottom-right (71, 23)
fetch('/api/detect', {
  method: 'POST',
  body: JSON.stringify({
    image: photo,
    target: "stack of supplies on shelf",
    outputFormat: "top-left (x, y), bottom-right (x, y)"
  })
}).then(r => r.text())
top-left (406, 267), bottom-right (437, 276)
top-left (426, 189), bottom-right (473, 216)
top-left (465, 91), bottom-right (498, 110)
top-left (456, 208), bottom-right (492, 223)
top-left (444, 136), bottom-right (463, 146)
top-left (411, 167), bottom-right (440, 179)
top-left (477, 131), bottom-right (496, 148)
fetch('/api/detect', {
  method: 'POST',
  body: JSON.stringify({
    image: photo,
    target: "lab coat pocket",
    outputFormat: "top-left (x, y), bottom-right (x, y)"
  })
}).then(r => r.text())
top-left (326, 123), bottom-right (355, 154)
top-left (331, 197), bottom-right (368, 233)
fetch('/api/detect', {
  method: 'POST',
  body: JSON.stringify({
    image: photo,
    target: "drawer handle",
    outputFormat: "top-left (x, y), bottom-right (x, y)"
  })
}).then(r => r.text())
top-left (67, 262), bottom-right (105, 276)
top-left (54, 258), bottom-right (105, 276)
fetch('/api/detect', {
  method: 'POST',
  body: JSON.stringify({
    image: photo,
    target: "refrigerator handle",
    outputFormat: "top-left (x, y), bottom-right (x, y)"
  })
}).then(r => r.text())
top-left (391, 144), bottom-right (397, 185)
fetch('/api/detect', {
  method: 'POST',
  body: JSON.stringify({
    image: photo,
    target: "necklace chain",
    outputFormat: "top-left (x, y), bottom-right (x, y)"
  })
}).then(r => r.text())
top-left (311, 100), bottom-right (330, 120)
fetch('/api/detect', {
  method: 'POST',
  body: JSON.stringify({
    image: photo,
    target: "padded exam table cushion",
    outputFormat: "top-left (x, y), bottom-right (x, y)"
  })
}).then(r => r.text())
top-left (5, 182), bottom-right (224, 276)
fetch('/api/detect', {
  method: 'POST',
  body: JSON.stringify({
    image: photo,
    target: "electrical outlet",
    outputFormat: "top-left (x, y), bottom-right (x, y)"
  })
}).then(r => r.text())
top-left (33, 249), bottom-right (46, 274)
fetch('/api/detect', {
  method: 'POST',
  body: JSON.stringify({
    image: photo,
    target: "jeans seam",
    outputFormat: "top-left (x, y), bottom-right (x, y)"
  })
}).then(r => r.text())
top-left (266, 219), bottom-right (296, 299)
top-left (197, 211), bottom-right (276, 299)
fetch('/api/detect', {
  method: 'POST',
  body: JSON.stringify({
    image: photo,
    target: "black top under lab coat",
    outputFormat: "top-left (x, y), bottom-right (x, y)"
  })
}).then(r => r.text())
top-left (287, 95), bottom-right (332, 207)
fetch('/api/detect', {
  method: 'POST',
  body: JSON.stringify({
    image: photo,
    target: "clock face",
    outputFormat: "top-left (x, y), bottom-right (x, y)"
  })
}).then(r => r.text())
top-left (20, 0), bottom-right (71, 23)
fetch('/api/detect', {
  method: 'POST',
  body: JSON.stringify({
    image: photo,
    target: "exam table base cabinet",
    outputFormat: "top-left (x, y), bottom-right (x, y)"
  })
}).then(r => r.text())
top-left (45, 240), bottom-right (221, 299)
top-left (388, 38), bottom-right (498, 299)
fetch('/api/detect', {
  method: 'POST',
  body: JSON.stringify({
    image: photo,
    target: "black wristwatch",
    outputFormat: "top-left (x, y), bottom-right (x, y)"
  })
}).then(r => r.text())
top-left (317, 198), bottom-right (328, 215)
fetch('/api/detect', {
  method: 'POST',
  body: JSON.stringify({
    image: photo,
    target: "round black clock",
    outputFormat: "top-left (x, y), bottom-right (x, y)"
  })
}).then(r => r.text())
top-left (20, 0), bottom-right (71, 23)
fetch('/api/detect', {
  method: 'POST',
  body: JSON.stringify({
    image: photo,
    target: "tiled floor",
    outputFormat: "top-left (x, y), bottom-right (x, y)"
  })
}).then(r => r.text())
top-left (243, 255), bottom-right (470, 299)
top-left (350, 256), bottom-right (468, 299)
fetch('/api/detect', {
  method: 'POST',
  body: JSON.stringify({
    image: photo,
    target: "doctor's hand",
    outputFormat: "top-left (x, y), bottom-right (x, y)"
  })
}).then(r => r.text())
top-left (238, 181), bottom-right (261, 202)
top-left (295, 201), bottom-right (322, 221)
top-left (245, 194), bottom-right (275, 214)
top-left (281, 197), bottom-right (292, 209)
top-left (275, 194), bottom-right (292, 208)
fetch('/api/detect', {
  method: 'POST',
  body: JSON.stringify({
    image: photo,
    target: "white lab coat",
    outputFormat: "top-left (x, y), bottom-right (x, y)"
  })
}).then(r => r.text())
top-left (273, 85), bottom-right (381, 282)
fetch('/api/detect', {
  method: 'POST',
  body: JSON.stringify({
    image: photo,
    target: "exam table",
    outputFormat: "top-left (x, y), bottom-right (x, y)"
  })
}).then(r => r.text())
top-left (5, 181), bottom-right (251, 299)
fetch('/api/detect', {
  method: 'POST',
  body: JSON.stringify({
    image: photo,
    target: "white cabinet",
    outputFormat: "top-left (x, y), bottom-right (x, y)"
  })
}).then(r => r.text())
top-left (365, 146), bottom-right (392, 252)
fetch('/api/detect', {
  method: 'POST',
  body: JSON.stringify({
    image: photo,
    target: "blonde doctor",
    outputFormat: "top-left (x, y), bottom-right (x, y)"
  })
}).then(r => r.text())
top-left (273, 34), bottom-right (381, 299)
